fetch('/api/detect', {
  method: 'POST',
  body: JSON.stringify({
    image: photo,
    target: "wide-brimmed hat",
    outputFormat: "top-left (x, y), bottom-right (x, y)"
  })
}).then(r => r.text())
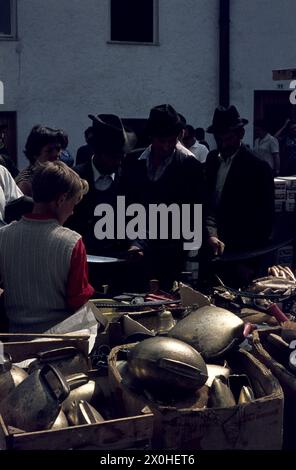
top-left (88, 114), bottom-right (128, 153)
top-left (147, 104), bottom-right (183, 137)
top-left (207, 105), bottom-right (248, 134)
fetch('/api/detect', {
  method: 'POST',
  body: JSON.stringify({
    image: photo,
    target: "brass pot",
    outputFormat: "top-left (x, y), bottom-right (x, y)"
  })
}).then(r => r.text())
top-left (127, 336), bottom-right (208, 391)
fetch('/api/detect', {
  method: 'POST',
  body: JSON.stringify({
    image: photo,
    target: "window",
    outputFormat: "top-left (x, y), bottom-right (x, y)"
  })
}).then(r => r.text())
top-left (0, 0), bottom-right (16, 39)
top-left (110, 0), bottom-right (158, 44)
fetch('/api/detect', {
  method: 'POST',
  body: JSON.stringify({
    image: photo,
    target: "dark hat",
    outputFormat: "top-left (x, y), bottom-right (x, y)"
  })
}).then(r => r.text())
top-left (206, 105), bottom-right (248, 134)
top-left (178, 113), bottom-right (187, 130)
top-left (88, 114), bottom-right (128, 153)
top-left (147, 104), bottom-right (183, 137)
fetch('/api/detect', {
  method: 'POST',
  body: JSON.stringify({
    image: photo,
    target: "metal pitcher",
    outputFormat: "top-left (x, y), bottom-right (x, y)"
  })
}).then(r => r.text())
top-left (0, 364), bottom-right (70, 431)
top-left (0, 353), bottom-right (28, 402)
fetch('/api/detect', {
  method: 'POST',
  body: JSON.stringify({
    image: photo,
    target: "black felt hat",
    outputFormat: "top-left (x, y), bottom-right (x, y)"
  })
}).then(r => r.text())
top-left (88, 113), bottom-right (128, 152)
top-left (147, 104), bottom-right (183, 137)
top-left (207, 105), bottom-right (248, 134)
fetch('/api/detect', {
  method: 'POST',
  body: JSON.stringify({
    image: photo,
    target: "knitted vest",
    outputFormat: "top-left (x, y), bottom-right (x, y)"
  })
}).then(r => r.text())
top-left (0, 217), bottom-right (81, 332)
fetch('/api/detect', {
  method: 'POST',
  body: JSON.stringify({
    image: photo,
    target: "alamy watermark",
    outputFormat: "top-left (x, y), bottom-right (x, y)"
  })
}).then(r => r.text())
top-left (289, 80), bottom-right (296, 105)
top-left (0, 340), bottom-right (4, 364)
top-left (93, 196), bottom-right (202, 251)
top-left (0, 81), bottom-right (4, 105)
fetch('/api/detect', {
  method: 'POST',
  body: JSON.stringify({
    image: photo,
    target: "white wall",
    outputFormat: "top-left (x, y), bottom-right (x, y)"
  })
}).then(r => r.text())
top-left (0, 0), bottom-right (218, 168)
top-left (231, 0), bottom-right (296, 145)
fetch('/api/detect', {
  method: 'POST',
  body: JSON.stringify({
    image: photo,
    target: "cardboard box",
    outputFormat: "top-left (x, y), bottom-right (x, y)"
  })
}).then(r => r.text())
top-left (286, 190), bottom-right (296, 200)
top-left (285, 201), bottom-right (295, 212)
top-left (252, 327), bottom-right (296, 449)
top-left (278, 176), bottom-right (296, 189)
top-left (275, 201), bottom-right (284, 212)
top-left (274, 178), bottom-right (287, 190)
top-left (0, 335), bottom-right (153, 450)
top-left (274, 189), bottom-right (287, 200)
top-left (108, 344), bottom-right (284, 450)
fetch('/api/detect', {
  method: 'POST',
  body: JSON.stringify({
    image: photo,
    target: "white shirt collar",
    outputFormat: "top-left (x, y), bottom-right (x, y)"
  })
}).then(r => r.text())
top-left (91, 156), bottom-right (115, 182)
top-left (218, 143), bottom-right (242, 163)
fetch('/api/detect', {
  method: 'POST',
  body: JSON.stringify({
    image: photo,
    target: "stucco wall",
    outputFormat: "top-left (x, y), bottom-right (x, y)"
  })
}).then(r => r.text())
top-left (231, 0), bottom-right (296, 145)
top-left (0, 0), bottom-right (218, 168)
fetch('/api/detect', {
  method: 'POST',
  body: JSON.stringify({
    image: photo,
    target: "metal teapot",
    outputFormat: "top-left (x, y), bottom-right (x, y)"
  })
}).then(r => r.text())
top-left (127, 336), bottom-right (208, 391)
top-left (0, 353), bottom-right (28, 402)
top-left (0, 364), bottom-right (70, 431)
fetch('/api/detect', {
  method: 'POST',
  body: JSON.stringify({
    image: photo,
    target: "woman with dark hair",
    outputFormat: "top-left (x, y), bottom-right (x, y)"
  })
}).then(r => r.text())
top-left (16, 125), bottom-right (61, 196)
top-left (56, 129), bottom-right (74, 168)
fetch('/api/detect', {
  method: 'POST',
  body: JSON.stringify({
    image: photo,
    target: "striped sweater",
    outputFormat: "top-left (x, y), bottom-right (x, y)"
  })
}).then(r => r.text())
top-left (0, 217), bottom-right (81, 332)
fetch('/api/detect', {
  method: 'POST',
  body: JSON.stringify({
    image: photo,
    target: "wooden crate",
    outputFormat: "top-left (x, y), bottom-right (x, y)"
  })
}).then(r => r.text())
top-left (0, 336), bottom-right (153, 450)
top-left (108, 344), bottom-right (284, 450)
top-left (0, 333), bottom-right (89, 362)
top-left (252, 326), bottom-right (296, 449)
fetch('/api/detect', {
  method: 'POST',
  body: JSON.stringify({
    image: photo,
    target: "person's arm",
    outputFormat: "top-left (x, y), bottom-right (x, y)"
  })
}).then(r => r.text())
top-left (270, 137), bottom-right (280, 175)
top-left (274, 119), bottom-right (290, 138)
top-left (272, 152), bottom-right (280, 176)
top-left (198, 144), bottom-right (209, 164)
top-left (1, 165), bottom-right (23, 202)
top-left (17, 179), bottom-right (32, 197)
top-left (66, 238), bottom-right (95, 310)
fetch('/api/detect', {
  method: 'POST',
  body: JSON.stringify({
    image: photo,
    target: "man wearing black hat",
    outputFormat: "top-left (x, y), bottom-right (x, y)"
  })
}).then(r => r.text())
top-left (204, 105), bottom-right (274, 282)
top-left (121, 104), bottom-right (204, 289)
top-left (68, 114), bottom-right (128, 256)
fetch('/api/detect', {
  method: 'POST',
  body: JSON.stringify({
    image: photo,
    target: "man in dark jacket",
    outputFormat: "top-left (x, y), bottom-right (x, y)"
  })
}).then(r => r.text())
top-left (203, 105), bottom-right (274, 285)
top-left (121, 104), bottom-right (205, 289)
top-left (68, 114), bottom-right (128, 256)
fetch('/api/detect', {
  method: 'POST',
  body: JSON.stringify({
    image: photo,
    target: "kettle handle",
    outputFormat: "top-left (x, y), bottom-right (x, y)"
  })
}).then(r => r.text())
top-left (67, 373), bottom-right (89, 391)
top-left (36, 347), bottom-right (80, 362)
top-left (157, 357), bottom-right (207, 381)
top-left (40, 364), bottom-right (70, 402)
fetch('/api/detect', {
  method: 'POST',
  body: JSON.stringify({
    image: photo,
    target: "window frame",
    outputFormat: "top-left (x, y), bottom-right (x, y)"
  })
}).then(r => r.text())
top-left (108, 0), bottom-right (159, 46)
top-left (0, 0), bottom-right (17, 40)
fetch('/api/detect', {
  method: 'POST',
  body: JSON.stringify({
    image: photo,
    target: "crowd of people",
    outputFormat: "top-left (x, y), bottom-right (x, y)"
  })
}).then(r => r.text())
top-left (0, 103), bottom-right (279, 333)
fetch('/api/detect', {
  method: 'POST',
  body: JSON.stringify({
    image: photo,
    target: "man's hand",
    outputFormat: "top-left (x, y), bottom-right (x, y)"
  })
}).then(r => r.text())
top-left (268, 265), bottom-right (296, 281)
top-left (208, 236), bottom-right (225, 256)
top-left (126, 245), bottom-right (144, 262)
